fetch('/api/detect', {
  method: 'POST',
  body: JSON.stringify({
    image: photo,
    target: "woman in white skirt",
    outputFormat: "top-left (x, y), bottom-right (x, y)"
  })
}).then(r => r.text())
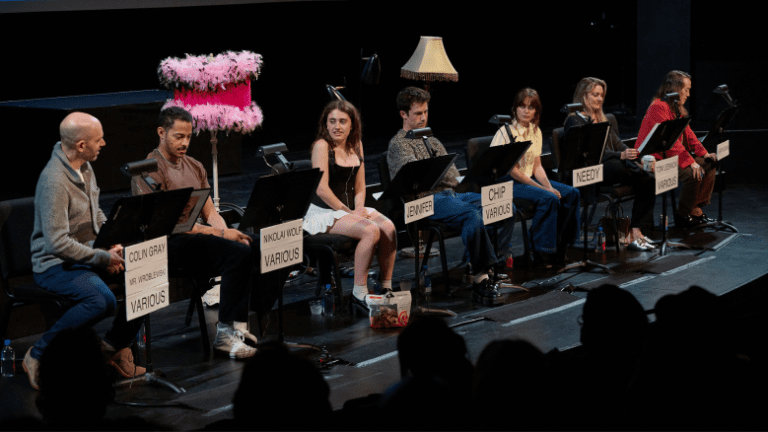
top-left (304, 100), bottom-right (397, 315)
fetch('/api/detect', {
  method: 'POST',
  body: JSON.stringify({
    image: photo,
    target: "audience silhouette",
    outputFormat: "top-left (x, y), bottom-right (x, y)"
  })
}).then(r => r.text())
top-left (3, 284), bottom-right (763, 431)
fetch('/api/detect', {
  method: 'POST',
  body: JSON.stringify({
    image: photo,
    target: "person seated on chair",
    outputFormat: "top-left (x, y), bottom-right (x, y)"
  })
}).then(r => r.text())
top-left (565, 77), bottom-right (657, 251)
top-left (27, 112), bottom-right (145, 390)
top-left (387, 87), bottom-right (515, 305)
top-left (635, 70), bottom-right (717, 229)
top-left (304, 100), bottom-right (397, 316)
top-left (131, 107), bottom-right (257, 359)
top-left (490, 88), bottom-right (580, 267)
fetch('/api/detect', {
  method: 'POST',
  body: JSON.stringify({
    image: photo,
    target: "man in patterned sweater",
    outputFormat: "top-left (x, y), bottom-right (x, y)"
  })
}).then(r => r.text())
top-left (387, 87), bottom-right (515, 305)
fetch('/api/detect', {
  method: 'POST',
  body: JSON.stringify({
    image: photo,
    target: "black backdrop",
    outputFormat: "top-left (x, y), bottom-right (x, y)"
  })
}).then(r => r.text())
top-left (1, 0), bottom-right (765, 182)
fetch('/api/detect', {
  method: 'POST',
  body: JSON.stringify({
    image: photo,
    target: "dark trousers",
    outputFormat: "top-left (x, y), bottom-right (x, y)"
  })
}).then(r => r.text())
top-left (602, 159), bottom-right (657, 229)
top-left (32, 264), bottom-right (143, 359)
top-left (676, 156), bottom-right (716, 217)
top-left (429, 190), bottom-right (515, 272)
top-left (167, 233), bottom-right (257, 324)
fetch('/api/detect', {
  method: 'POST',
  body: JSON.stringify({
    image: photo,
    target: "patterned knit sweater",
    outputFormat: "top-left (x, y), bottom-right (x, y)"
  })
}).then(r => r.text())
top-left (386, 129), bottom-right (460, 197)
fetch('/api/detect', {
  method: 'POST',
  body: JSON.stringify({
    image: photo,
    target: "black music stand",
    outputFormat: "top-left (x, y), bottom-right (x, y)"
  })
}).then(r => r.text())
top-left (381, 154), bottom-right (457, 308)
top-left (700, 105), bottom-right (739, 233)
top-left (638, 117), bottom-right (691, 255)
top-left (462, 137), bottom-right (532, 291)
top-left (558, 121), bottom-right (613, 274)
top-left (239, 167), bottom-right (322, 347)
top-left (102, 188), bottom-right (195, 394)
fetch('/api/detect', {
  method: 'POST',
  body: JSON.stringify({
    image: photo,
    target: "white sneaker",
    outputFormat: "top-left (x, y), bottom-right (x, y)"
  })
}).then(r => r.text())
top-left (233, 321), bottom-right (258, 347)
top-left (214, 323), bottom-right (257, 359)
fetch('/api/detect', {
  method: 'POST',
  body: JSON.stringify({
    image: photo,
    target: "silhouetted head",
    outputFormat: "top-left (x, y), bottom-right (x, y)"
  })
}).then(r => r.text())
top-left (36, 327), bottom-right (114, 427)
top-left (233, 342), bottom-right (331, 429)
top-left (580, 284), bottom-right (649, 356)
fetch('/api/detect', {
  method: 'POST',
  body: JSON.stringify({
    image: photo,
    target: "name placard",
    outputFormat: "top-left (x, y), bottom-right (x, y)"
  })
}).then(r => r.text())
top-left (655, 156), bottom-right (679, 195)
top-left (717, 140), bottom-right (729, 161)
top-left (260, 218), bottom-right (304, 274)
top-left (481, 181), bottom-right (513, 207)
top-left (404, 195), bottom-right (434, 224)
top-left (125, 236), bottom-right (169, 321)
top-left (573, 164), bottom-right (603, 188)
top-left (481, 181), bottom-right (514, 225)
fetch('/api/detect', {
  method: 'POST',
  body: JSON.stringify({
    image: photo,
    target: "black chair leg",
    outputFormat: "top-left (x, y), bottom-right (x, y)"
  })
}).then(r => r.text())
top-left (0, 301), bottom-right (15, 341)
top-left (517, 210), bottom-right (532, 270)
top-left (185, 297), bottom-right (196, 327)
top-left (195, 296), bottom-right (211, 359)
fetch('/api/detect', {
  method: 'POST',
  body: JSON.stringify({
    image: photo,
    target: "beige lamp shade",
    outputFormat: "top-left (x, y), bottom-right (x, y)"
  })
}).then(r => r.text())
top-left (401, 36), bottom-right (458, 82)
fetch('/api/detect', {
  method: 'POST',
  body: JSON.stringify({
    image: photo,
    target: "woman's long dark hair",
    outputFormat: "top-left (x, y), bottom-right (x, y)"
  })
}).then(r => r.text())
top-left (314, 100), bottom-right (362, 156)
top-left (511, 88), bottom-right (542, 131)
top-left (652, 70), bottom-right (691, 117)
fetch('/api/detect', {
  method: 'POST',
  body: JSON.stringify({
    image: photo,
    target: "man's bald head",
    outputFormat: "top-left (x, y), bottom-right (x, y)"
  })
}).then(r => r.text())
top-left (60, 112), bottom-right (100, 149)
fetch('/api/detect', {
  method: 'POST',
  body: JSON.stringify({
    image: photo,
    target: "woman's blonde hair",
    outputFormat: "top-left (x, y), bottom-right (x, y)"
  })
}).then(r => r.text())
top-left (572, 77), bottom-right (607, 123)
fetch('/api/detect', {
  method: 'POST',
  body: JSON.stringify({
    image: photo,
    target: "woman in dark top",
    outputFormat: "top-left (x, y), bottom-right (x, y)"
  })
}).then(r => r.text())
top-left (564, 77), bottom-right (657, 251)
top-left (303, 100), bottom-right (396, 314)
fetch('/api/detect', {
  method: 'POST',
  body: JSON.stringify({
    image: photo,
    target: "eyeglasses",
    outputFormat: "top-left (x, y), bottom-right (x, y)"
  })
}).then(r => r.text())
top-left (518, 105), bottom-right (536, 112)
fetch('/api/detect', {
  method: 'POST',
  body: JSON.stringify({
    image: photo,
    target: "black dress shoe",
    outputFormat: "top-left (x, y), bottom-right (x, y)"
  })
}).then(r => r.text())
top-left (471, 278), bottom-right (504, 306)
top-left (693, 213), bottom-right (716, 224)
top-left (349, 294), bottom-right (369, 318)
top-left (674, 213), bottom-right (698, 229)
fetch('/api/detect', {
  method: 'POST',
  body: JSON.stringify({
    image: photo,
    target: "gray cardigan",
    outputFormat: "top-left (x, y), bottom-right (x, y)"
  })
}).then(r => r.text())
top-left (31, 143), bottom-right (110, 274)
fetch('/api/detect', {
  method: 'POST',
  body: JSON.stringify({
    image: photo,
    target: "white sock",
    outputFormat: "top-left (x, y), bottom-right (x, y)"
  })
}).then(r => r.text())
top-left (380, 280), bottom-right (392, 291)
top-left (353, 285), bottom-right (368, 300)
top-left (473, 272), bottom-right (489, 284)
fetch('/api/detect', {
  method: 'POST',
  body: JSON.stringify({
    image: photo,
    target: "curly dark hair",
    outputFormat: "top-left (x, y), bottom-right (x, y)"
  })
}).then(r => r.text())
top-left (314, 100), bottom-right (362, 157)
top-left (396, 86), bottom-right (431, 114)
top-left (158, 106), bottom-right (194, 130)
top-left (652, 70), bottom-right (692, 117)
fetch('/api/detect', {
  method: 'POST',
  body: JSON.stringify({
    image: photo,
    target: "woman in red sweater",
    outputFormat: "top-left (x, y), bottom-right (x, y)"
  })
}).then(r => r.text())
top-left (635, 71), bottom-right (718, 228)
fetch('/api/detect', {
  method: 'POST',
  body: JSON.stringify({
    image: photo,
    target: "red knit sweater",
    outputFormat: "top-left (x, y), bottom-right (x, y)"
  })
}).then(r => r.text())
top-left (635, 99), bottom-right (708, 169)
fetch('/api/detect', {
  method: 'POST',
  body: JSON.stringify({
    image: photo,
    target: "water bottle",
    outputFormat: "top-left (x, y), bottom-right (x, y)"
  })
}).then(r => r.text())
top-left (419, 265), bottom-right (432, 295)
top-left (596, 227), bottom-right (606, 254)
top-left (2, 339), bottom-right (15, 378)
top-left (323, 284), bottom-right (335, 316)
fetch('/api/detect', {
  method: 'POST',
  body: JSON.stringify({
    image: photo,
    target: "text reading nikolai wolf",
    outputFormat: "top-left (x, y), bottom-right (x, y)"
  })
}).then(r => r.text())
top-left (260, 219), bottom-right (304, 273)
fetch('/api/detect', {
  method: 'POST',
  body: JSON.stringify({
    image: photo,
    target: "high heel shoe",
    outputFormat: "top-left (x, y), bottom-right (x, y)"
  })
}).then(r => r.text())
top-left (349, 294), bottom-right (370, 318)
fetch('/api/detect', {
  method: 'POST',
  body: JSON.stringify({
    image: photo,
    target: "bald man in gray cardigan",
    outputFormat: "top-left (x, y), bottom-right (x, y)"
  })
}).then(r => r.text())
top-left (24, 112), bottom-right (144, 390)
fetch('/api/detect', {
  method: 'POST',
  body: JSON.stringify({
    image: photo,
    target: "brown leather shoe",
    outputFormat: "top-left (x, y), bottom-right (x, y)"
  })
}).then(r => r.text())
top-left (22, 347), bottom-right (40, 390)
top-left (108, 347), bottom-right (146, 378)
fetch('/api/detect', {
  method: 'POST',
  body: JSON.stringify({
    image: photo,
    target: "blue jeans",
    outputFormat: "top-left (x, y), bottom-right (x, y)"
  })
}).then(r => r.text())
top-left (31, 264), bottom-right (143, 360)
top-left (429, 190), bottom-right (515, 272)
top-left (513, 180), bottom-right (580, 254)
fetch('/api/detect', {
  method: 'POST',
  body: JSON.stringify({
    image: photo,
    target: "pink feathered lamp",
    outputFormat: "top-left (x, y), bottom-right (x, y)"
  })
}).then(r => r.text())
top-left (158, 51), bottom-right (264, 210)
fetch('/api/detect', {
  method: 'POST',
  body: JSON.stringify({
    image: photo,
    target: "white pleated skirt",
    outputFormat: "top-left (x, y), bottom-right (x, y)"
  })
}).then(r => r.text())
top-left (303, 204), bottom-right (374, 235)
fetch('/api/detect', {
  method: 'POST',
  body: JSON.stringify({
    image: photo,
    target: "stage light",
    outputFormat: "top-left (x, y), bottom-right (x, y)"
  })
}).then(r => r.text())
top-left (560, 103), bottom-right (584, 114)
top-left (488, 115), bottom-right (512, 126)
top-left (121, 159), bottom-right (159, 191)
top-left (326, 84), bottom-right (346, 101)
top-left (713, 84), bottom-right (737, 107)
top-left (662, 92), bottom-right (680, 104)
top-left (361, 53), bottom-right (381, 85)
top-left (257, 143), bottom-right (293, 172)
top-left (405, 127), bottom-right (433, 140)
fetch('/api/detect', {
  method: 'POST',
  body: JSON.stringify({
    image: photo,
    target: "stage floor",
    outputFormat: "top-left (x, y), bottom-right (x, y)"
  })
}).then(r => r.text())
top-left (2, 161), bottom-right (766, 429)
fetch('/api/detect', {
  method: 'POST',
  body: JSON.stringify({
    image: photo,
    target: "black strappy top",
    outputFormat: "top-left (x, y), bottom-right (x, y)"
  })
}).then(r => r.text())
top-left (311, 146), bottom-right (361, 210)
